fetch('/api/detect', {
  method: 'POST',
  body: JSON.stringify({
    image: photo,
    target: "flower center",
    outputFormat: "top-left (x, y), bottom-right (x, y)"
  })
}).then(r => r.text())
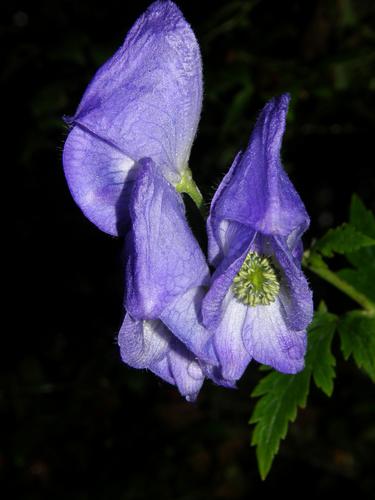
top-left (232, 251), bottom-right (280, 306)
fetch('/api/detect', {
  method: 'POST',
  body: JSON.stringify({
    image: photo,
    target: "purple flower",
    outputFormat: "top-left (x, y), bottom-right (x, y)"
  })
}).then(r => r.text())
top-left (63, 1), bottom-right (202, 236)
top-left (118, 158), bottom-right (215, 401)
top-left (202, 94), bottom-right (313, 383)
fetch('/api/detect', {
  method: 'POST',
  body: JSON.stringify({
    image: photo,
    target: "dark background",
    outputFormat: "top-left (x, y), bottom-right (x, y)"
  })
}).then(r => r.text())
top-left (3, 0), bottom-right (375, 498)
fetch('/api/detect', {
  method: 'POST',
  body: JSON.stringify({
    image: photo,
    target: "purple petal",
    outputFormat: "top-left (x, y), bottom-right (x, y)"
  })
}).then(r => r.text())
top-left (167, 338), bottom-right (204, 402)
top-left (207, 152), bottom-right (243, 265)
top-left (149, 355), bottom-right (175, 385)
top-left (63, 126), bottom-right (136, 235)
top-left (63, 1), bottom-right (202, 235)
top-left (125, 158), bottom-right (209, 319)
top-left (118, 313), bottom-right (170, 368)
top-left (202, 245), bottom-right (250, 329)
top-left (160, 286), bottom-right (218, 365)
top-left (118, 313), bottom-right (204, 401)
top-left (241, 298), bottom-right (307, 374)
top-left (211, 291), bottom-right (307, 380)
top-left (212, 291), bottom-right (252, 382)
top-left (207, 94), bottom-right (309, 259)
top-left (271, 236), bottom-right (313, 331)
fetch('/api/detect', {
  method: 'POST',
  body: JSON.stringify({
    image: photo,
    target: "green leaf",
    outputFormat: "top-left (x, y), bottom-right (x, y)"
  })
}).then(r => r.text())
top-left (305, 311), bottom-right (337, 396)
top-left (338, 311), bottom-right (375, 382)
top-left (250, 311), bottom-right (337, 479)
top-left (350, 194), bottom-right (375, 238)
top-left (314, 223), bottom-right (375, 258)
top-left (250, 369), bottom-right (310, 480)
top-left (347, 195), bottom-right (375, 268)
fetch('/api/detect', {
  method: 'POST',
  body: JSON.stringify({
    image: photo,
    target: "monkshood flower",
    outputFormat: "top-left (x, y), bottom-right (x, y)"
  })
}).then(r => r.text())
top-left (202, 94), bottom-right (313, 383)
top-left (63, 0), bottom-right (202, 236)
top-left (118, 158), bottom-right (216, 401)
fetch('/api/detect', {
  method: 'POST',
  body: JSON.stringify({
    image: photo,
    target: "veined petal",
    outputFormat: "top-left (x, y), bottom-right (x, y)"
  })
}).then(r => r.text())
top-left (207, 94), bottom-right (309, 250)
top-left (118, 313), bottom-right (170, 368)
top-left (167, 339), bottom-right (204, 402)
top-left (160, 286), bottom-right (218, 365)
top-left (118, 314), bottom-right (204, 401)
top-left (202, 245), bottom-right (250, 329)
top-left (206, 152), bottom-right (243, 264)
top-left (63, 125), bottom-right (136, 235)
top-left (126, 158), bottom-right (209, 319)
top-left (205, 95), bottom-right (312, 378)
top-left (212, 290), bottom-right (252, 382)
top-left (149, 355), bottom-right (175, 385)
top-left (271, 236), bottom-right (313, 331)
top-left (241, 298), bottom-right (307, 374)
top-left (63, 1), bottom-right (202, 235)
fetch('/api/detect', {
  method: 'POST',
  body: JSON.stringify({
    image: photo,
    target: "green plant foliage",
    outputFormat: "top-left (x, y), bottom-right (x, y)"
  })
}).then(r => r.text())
top-left (250, 369), bottom-right (310, 480)
top-left (314, 223), bottom-right (375, 258)
top-left (305, 196), bottom-right (375, 311)
top-left (334, 196), bottom-right (375, 305)
top-left (338, 311), bottom-right (375, 382)
top-left (307, 309), bottom-right (337, 396)
top-left (250, 310), bottom-right (337, 479)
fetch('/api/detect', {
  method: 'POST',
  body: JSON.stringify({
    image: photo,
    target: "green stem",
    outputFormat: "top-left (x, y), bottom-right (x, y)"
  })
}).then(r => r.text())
top-left (176, 167), bottom-right (205, 216)
top-left (303, 253), bottom-right (375, 315)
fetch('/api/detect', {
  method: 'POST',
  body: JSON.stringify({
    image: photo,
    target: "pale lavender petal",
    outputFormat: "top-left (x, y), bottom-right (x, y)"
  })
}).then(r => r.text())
top-left (206, 152), bottom-right (243, 265)
top-left (241, 299), bottom-right (307, 373)
top-left (202, 246), bottom-right (249, 329)
top-left (149, 356), bottom-right (175, 386)
top-left (63, 125), bottom-right (136, 235)
top-left (118, 314), bottom-right (204, 401)
top-left (63, 1), bottom-right (202, 235)
top-left (271, 236), bottom-right (313, 331)
top-left (160, 286), bottom-right (218, 364)
top-left (167, 339), bottom-right (204, 402)
top-left (212, 290), bottom-right (252, 382)
top-left (205, 94), bottom-right (312, 379)
top-left (207, 94), bottom-right (309, 253)
top-left (126, 158), bottom-right (209, 319)
top-left (118, 313), bottom-right (170, 368)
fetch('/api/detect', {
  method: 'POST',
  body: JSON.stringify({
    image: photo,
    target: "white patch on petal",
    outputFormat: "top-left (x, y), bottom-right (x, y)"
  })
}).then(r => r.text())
top-left (118, 156), bottom-right (136, 178)
top-left (218, 219), bottom-right (229, 254)
top-left (83, 190), bottom-right (95, 205)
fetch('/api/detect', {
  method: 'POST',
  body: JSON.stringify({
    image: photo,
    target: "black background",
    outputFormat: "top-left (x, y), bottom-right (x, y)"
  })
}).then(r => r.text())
top-left (3, 0), bottom-right (375, 498)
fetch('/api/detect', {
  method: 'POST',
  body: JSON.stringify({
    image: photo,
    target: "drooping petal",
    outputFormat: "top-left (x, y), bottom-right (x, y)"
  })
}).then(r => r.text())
top-left (118, 313), bottom-right (170, 368)
top-left (270, 236), bottom-right (313, 331)
top-left (207, 152), bottom-right (243, 265)
top-left (63, 126), bottom-right (136, 235)
top-left (202, 245), bottom-right (250, 329)
top-left (211, 292), bottom-right (306, 379)
top-left (167, 338), bottom-right (204, 402)
top-left (207, 94), bottom-right (309, 262)
top-left (212, 291), bottom-right (252, 382)
top-left (63, 1), bottom-right (202, 235)
top-left (118, 313), bottom-right (204, 401)
top-left (160, 286), bottom-right (217, 364)
top-left (125, 158), bottom-right (209, 319)
top-left (241, 298), bottom-right (307, 374)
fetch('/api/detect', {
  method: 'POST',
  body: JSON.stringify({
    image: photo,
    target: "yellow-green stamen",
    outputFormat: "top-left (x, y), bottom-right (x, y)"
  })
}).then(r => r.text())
top-left (232, 251), bottom-right (280, 306)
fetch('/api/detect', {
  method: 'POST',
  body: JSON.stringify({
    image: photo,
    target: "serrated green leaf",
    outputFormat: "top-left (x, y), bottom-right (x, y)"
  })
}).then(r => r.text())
top-left (350, 194), bottom-right (375, 238)
top-left (305, 311), bottom-right (337, 396)
top-left (314, 223), bottom-right (375, 258)
top-left (347, 195), bottom-right (375, 268)
top-left (250, 370), bottom-right (310, 479)
top-left (250, 311), bottom-right (337, 479)
top-left (338, 311), bottom-right (375, 382)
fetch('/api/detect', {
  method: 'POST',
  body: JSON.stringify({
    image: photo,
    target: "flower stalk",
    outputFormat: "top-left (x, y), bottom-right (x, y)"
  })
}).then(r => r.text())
top-left (176, 167), bottom-right (204, 214)
top-left (303, 251), bottom-right (375, 315)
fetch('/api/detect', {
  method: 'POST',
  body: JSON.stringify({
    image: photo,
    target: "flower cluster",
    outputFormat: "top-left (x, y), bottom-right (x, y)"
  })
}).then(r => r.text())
top-left (63, 0), bottom-right (313, 401)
